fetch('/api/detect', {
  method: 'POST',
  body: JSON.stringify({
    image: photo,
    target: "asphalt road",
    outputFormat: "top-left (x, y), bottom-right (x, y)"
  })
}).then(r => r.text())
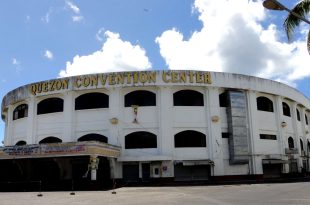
top-left (1, 182), bottom-right (310, 205)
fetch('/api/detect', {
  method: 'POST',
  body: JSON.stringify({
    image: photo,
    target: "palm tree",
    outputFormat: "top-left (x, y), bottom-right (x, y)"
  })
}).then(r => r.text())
top-left (263, 0), bottom-right (310, 54)
top-left (283, 0), bottom-right (310, 54)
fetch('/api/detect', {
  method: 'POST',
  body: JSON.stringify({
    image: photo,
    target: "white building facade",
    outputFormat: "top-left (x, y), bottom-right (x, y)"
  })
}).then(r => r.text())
top-left (1, 70), bottom-right (310, 189)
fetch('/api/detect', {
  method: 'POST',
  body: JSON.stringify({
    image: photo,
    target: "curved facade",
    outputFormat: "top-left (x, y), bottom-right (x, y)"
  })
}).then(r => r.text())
top-left (1, 70), bottom-right (310, 187)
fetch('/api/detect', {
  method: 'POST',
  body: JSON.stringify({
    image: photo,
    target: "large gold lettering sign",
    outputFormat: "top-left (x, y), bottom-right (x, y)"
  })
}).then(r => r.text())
top-left (30, 79), bottom-right (69, 95)
top-left (29, 71), bottom-right (212, 96)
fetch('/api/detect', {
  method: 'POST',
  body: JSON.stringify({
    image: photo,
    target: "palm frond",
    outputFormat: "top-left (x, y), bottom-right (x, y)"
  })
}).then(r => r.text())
top-left (283, 0), bottom-right (310, 41)
top-left (308, 29), bottom-right (310, 54)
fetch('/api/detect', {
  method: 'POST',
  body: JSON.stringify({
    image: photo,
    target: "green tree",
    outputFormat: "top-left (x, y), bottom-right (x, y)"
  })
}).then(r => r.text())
top-left (283, 0), bottom-right (310, 54)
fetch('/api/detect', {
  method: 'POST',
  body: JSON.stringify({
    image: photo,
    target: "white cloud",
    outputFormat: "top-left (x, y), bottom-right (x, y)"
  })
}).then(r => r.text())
top-left (25, 15), bottom-right (31, 23)
top-left (12, 58), bottom-right (22, 74)
top-left (59, 31), bottom-right (152, 77)
top-left (72, 15), bottom-right (84, 22)
top-left (42, 8), bottom-right (52, 23)
top-left (66, 1), bottom-right (80, 14)
top-left (96, 27), bottom-right (105, 42)
top-left (155, 0), bottom-right (310, 86)
top-left (44, 50), bottom-right (54, 60)
top-left (65, 1), bottom-right (84, 23)
top-left (12, 58), bottom-right (20, 66)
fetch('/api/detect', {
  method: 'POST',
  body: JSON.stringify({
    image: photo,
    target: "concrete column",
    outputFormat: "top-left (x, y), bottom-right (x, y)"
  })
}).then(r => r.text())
top-left (274, 96), bottom-right (285, 156)
top-left (159, 87), bottom-right (173, 157)
top-left (247, 91), bottom-right (261, 175)
top-left (206, 87), bottom-right (223, 176)
top-left (108, 87), bottom-right (121, 146)
top-left (26, 96), bottom-right (36, 144)
top-left (90, 155), bottom-right (99, 181)
top-left (291, 103), bottom-right (302, 171)
top-left (291, 103), bottom-right (298, 144)
top-left (3, 113), bottom-right (9, 146)
top-left (6, 105), bottom-right (13, 145)
top-left (63, 92), bottom-right (74, 142)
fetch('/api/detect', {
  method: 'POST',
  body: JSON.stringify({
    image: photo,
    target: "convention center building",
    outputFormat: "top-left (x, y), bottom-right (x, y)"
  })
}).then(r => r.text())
top-left (1, 70), bottom-right (310, 190)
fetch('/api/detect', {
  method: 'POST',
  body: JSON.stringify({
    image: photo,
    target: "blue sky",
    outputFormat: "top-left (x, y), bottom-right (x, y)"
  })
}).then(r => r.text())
top-left (0, 0), bottom-right (309, 144)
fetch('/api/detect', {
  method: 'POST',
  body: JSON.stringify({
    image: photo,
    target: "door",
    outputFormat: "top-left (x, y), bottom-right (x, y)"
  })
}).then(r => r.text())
top-left (142, 163), bottom-right (150, 182)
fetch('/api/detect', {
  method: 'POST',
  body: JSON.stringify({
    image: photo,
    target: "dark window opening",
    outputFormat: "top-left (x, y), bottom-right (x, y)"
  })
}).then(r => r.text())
top-left (15, 141), bottom-right (26, 146)
top-left (305, 114), bottom-right (308, 125)
top-left (219, 92), bottom-right (228, 107)
top-left (296, 109), bottom-right (301, 121)
top-left (221, 132), bottom-right (229, 138)
top-left (260, 134), bottom-right (277, 140)
top-left (39, 136), bottom-right (62, 144)
top-left (154, 168), bottom-right (159, 175)
top-left (300, 139), bottom-right (304, 151)
top-left (174, 130), bottom-right (206, 148)
top-left (256, 96), bottom-right (274, 112)
top-left (75, 92), bottom-right (109, 110)
top-left (173, 90), bottom-right (204, 106)
top-left (308, 140), bottom-right (310, 152)
top-left (13, 104), bottom-right (28, 120)
top-left (125, 131), bottom-right (157, 149)
top-left (37, 98), bottom-right (63, 115)
top-left (78, 133), bottom-right (108, 143)
top-left (282, 102), bottom-right (291, 117)
top-left (288, 137), bottom-right (294, 149)
top-left (124, 90), bottom-right (156, 107)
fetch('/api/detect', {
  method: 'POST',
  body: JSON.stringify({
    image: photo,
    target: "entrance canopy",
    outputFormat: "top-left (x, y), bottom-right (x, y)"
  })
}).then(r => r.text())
top-left (0, 141), bottom-right (120, 159)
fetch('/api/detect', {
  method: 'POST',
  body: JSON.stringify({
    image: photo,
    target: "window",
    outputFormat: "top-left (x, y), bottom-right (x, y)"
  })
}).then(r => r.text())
top-left (296, 109), bottom-right (301, 121)
top-left (282, 102), bottom-right (291, 117)
top-left (125, 131), bottom-right (157, 149)
top-left (308, 140), bottom-right (310, 152)
top-left (221, 132), bottom-right (229, 138)
top-left (78, 133), bottom-right (108, 143)
top-left (288, 137), bottom-right (294, 149)
top-left (75, 92), bottom-right (109, 110)
top-left (37, 98), bottom-right (63, 115)
top-left (300, 139), bottom-right (304, 151)
top-left (173, 90), bottom-right (204, 106)
top-left (260, 134), bottom-right (277, 140)
top-left (256, 96), bottom-right (273, 112)
top-left (174, 130), bottom-right (206, 148)
top-left (39, 136), bottom-right (62, 144)
top-left (15, 141), bottom-right (26, 146)
top-left (219, 92), bottom-right (228, 107)
top-left (124, 90), bottom-right (156, 107)
top-left (305, 114), bottom-right (308, 125)
top-left (13, 104), bottom-right (28, 120)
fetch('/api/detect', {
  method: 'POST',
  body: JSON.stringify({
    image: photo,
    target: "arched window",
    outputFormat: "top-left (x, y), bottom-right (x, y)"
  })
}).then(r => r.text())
top-left (300, 139), bottom-right (304, 151)
top-left (288, 137), bottom-right (294, 149)
top-left (282, 102), bottom-right (291, 117)
top-left (78, 133), bottom-right (108, 143)
top-left (75, 92), bottom-right (109, 110)
top-left (296, 109), bottom-right (301, 121)
top-left (256, 96), bottom-right (273, 112)
top-left (37, 98), bottom-right (63, 115)
top-left (305, 114), bottom-right (308, 125)
top-left (173, 90), bottom-right (204, 106)
top-left (15, 141), bottom-right (26, 146)
top-left (219, 92), bottom-right (228, 107)
top-left (124, 90), bottom-right (156, 107)
top-left (39, 136), bottom-right (62, 144)
top-left (174, 130), bottom-right (206, 148)
top-left (125, 131), bottom-right (157, 149)
top-left (13, 104), bottom-right (28, 120)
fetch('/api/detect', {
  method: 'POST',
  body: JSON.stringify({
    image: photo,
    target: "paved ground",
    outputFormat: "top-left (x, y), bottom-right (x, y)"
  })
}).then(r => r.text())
top-left (1, 182), bottom-right (310, 205)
